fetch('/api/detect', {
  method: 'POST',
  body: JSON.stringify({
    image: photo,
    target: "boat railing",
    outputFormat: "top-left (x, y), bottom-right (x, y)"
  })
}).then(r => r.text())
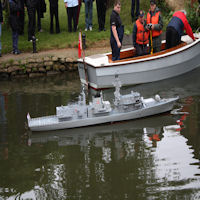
top-left (107, 42), bottom-right (187, 64)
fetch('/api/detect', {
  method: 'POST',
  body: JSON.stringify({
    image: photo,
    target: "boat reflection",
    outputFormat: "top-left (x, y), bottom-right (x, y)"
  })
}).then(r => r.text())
top-left (29, 114), bottom-right (175, 148)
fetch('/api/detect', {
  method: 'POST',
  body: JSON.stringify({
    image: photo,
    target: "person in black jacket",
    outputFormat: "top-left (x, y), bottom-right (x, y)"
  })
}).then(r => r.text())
top-left (25, 0), bottom-right (38, 41)
top-left (49, 0), bottom-right (60, 33)
top-left (9, 0), bottom-right (21, 54)
top-left (0, 1), bottom-right (3, 56)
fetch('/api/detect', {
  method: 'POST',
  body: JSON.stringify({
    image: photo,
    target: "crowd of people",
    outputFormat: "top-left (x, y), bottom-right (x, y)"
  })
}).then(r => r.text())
top-left (110, 0), bottom-right (196, 61)
top-left (0, 0), bottom-right (108, 57)
top-left (0, 0), bottom-right (198, 59)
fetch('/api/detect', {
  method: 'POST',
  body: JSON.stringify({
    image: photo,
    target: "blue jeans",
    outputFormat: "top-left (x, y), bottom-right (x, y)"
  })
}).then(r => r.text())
top-left (85, 0), bottom-right (93, 29)
top-left (0, 23), bottom-right (1, 53)
top-left (12, 31), bottom-right (18, 52)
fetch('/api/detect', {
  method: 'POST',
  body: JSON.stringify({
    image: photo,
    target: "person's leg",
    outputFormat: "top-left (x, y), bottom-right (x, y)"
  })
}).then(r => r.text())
top-left (88, 0), bottom-right (93, 29)
top-left (85, 0), bottom-right (89, 29)
top-left (170, 27), bottom-right (181, 47)
top-left (50, 6), bottom-right (54, 33)
top-left (72, 6), bottom-right (78, 32)
top-left (111, 40), bottom-right (120, 61)
top-left (101, 0), bottom-right (106, 30)
top-left (76, 0), bottom-right (81, 26)
top-left (12, 31), bottom-right (18, 52)
top-left (166, 26), bottom-right (172, 49)
top-left (36, 2), bottom-right (41, 31)
top-left (136, 0), bottom-right (140, 18)
top-left (96, 0), bottom-right (101, 30)
top-left (136, 44), bottom-right (143, 56)
top-left (153, 35), bottom-right (161, 53)
top-left (67, 7), bottom-right (72, 32)
top-left (28, 7), bottom-right (36, 40)
top-left (55, 5), bottom-right (60, 33)
top-left (131, 0), bottom-right (135, 22)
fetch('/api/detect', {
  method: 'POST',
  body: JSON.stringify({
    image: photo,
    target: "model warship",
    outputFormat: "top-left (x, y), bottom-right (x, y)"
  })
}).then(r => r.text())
top-left (27, 76), bottom-right (178, 132)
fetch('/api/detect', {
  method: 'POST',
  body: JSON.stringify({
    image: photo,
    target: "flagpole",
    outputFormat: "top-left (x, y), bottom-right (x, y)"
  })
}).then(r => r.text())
top-left (79, 31), bottom-right (89, 89)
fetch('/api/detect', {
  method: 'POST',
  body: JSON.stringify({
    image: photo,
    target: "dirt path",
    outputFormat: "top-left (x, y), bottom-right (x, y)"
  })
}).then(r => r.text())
top-left (0, 46), bottom-right (112, 63)
top-left (0, 35), bottom-right (133, 63)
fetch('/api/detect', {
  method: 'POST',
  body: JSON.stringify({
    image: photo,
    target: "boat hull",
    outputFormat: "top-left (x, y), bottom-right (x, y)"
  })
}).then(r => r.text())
top-left (78, 37), bottom-right (200, 89)
top-left (29, 98), bottom-right (177, 132)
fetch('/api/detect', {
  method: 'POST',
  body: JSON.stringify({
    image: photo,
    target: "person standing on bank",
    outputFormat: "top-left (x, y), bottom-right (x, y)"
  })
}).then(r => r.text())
top-left (146, 0), bottom-right (163, 53)
top-left (166, 10), bottom-right (195, 49)
top-left (96, 0), bottom-right (107, 32)
top-left (131, 0), bottom-right (140, 22)
top-left (64, 0), bottom-right (78, 32)
top-left (49, 0), bottom-right (60, 34)
top-left (133, 11), bottom-right (149, 56)
top-left (0, 1), bottom-right (3, 57)
top-left (83, 0), bottom-right (93, 31)
top-left (9, 0), bottom-right (21, 54)
top-left (110, 0), bottom-right (124, 61)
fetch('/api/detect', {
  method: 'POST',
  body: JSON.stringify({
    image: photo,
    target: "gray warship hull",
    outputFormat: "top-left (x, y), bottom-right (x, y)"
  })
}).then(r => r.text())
top-left (28, 97), bottom-right (178, 132)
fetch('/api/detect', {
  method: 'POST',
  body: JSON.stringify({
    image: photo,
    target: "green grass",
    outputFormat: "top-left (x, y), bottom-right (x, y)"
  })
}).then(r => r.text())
top-left (2, 1), bottom-right (113, 53)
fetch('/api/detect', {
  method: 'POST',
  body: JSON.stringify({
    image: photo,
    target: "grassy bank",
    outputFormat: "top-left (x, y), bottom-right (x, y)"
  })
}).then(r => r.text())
top-left (1, 0), bottom-right (199, 54)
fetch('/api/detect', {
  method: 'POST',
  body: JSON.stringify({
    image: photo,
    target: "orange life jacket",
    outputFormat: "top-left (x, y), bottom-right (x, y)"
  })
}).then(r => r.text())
top-left (147, 11), bottom-right (162, 37)
top-left (136, 19), bottom-right (149, 45)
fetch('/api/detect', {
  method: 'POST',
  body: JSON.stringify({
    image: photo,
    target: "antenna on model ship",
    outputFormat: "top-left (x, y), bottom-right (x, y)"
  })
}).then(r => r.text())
top-left (113, 74), bottom-right (122, 106)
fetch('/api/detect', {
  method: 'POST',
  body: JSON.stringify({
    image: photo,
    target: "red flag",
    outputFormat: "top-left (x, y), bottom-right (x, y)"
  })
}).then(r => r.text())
top-left (78, 32), bottom-right (82, 58)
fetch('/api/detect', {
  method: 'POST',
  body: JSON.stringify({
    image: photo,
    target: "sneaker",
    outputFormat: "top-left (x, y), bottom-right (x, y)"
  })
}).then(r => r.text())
top-left (89, 26), bottom-right (92, 31)
top-left (13, 50), bottom-right (21, 55)
top-left (85, 28), bottom-right (88, 31)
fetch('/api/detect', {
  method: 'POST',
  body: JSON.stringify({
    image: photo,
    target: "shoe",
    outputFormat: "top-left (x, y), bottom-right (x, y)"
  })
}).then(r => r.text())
top-left (39, 29), bottom-right (43, 32)
top-left (89, 26), bottom-right (92, 31)
top-left (103, 28), bottom-right (106, 31)
top-left (85, 28), bottom-right (88, 31)
top-left (0, 53), bottom-right (1, 57)
top-left (13, 50), bottom-right (21, 55)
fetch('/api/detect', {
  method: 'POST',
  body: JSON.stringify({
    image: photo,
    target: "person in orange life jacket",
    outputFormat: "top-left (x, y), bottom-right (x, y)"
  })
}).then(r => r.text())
top-left (133, 11), bottom-right (149, 56)
top-left (146, 0), bottom-right (163, 53)
top-left (166, 10), bottom-right (195, 49)
top-left (110, 0), bottom-right (124, 61)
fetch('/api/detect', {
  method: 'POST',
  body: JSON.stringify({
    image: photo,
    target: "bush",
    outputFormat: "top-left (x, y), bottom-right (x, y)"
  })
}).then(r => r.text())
top-left (186, 2), bottom-right (200, 32)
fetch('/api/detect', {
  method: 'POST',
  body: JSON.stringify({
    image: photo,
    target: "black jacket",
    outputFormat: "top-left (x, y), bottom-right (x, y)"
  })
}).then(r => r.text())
top-left (0, 1), bottom-right (3, 23)
top-left (9, 0), bottom-right (21, 32)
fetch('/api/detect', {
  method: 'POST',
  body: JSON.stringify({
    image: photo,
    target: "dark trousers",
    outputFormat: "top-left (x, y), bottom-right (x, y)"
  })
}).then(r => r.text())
top-left (166, 26), bottom-right (181, 49)
top-left (110, 39), bottom-right (121, 61)
top-left (131, 0), bottom-right (140, 21)
top-left (19, 0), bottom-right (25, 35)
top-left (27, 6), bottom-right (36, 40)
top-left (96, 0), bottom-right (106, 31)
top-left (12, 31), bottom-right (18, 51)
top-left (135, 44), bottom-right (148, 56)
top-left (36, 1), bottom-right (41, 31)
top-left (50, 5), bottom-right (60, 33)
top-left (66, 6), bottom-right (78, 32)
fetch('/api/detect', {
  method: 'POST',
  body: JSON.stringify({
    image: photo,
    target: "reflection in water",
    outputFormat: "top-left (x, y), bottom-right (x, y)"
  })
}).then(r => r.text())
top-left (0, 69), bottom-right (200, 199)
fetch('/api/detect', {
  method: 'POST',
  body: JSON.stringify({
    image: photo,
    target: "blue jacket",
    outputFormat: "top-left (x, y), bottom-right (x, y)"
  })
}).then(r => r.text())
top-left (167, 16), bottom-right (184, 36)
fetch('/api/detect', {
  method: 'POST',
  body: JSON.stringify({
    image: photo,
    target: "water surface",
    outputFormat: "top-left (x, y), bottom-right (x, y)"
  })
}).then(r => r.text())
top-left (0, 70), bottom-right (200, 200)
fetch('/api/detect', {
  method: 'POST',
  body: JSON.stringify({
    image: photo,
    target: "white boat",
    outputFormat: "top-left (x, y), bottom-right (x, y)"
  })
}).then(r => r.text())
top-left (27, 76), bottom-right (178, 132)
top-left (78, 33), bottom-right (200, 89)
